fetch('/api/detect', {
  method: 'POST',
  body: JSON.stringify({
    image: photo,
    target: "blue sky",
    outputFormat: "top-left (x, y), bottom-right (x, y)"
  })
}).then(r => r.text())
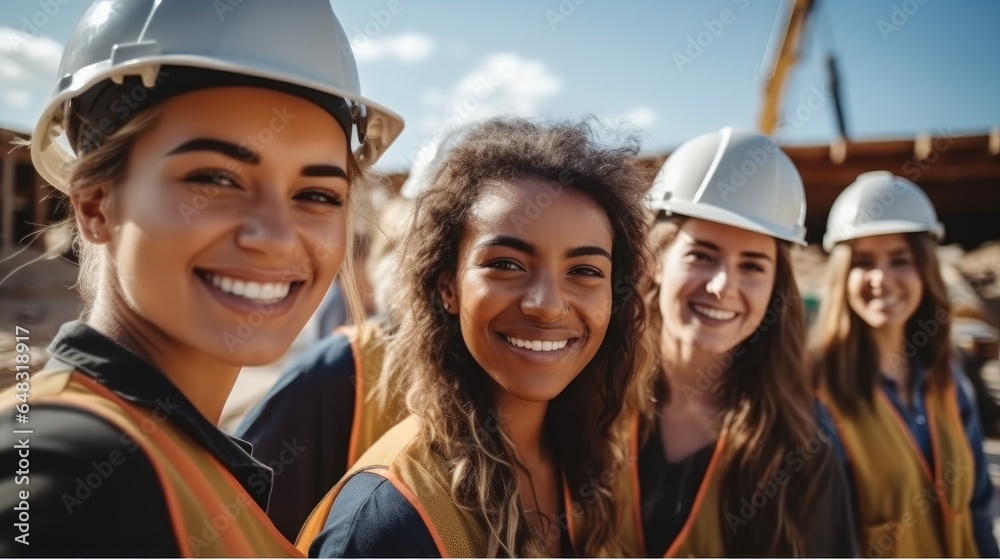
top-left (1, 0), bottom-right (998, 173)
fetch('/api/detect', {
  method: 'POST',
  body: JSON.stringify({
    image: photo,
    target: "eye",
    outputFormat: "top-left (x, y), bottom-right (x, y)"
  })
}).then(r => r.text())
top-left (296, 188), bottom-right (344, 207)
top-left (184, 169), bottom-right (239, 188)
top-left (570, 266), bottom-right (605, 278)
top-left (485, 258), bottom-right (523, 272)
top-left (687, 250), bottom-right (714, 263)
top-left (740, 261), bottom-right (765, 273)
top-left (891, 256), bottom-right (913, 267)
top-left (851, 258), bottom-right (874, 270)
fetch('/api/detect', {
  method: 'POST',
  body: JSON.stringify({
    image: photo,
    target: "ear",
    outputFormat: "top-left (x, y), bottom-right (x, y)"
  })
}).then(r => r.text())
top-left (70, 183), bottom-right (114, 245)
top-left (436, 270), bottom-right (458, 315)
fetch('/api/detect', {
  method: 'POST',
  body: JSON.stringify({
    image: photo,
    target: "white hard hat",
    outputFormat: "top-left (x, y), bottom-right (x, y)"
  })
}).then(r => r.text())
top-left (32, 0), bottom-right (404, 192)
top-left (822, 171), bottom-right (944, 252)
top-left (648, 127), bottom-right (807, 245)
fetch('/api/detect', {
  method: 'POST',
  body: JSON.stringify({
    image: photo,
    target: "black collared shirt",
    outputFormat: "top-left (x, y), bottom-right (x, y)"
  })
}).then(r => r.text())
top-left (0, 321), bottom-right (274, 557)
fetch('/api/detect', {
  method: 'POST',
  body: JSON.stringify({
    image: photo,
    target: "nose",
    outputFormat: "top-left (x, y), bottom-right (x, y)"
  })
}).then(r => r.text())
top-left (705, 265), bottom-right (735, 300)
top-left (521, 271), bottom-right (566, 323)
top-left (236, 196), bottom-right (298, 256)
top-left (868, 267), bottom-right (885, 294)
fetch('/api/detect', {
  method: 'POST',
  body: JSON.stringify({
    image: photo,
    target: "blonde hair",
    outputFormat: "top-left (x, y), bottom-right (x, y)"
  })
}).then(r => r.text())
top-left (811, 233), bottom-right (953, 413)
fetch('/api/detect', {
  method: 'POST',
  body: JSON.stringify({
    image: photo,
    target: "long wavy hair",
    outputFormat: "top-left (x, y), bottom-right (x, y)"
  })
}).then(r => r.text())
top-left (382, 117), bottom-right (652, 556)
top-left (640, 217), bottom-right (826, 556)
top-left (811, 233), bottom-right (952, 414)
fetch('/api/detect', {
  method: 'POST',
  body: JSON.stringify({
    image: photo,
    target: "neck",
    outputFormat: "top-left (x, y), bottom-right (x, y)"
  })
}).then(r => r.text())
top-left (659, 330), bottom-right (724, 412)
top-left (493, 391), bottom-right (550, 467)
top-left (871, 322), bottom-right (909, 383)
top-left (87, 300), bottom-right (241, 425)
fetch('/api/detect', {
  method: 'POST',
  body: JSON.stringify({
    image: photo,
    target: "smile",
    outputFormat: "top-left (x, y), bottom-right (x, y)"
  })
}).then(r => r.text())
top-left (504, 336), bottom-right (570, 352)
top-left (196, 270), bottom-right (304, 305)
top-left (690, 303), bottom-right (737, 321)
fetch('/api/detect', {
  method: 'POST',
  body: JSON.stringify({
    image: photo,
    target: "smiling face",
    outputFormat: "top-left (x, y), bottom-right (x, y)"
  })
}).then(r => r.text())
top-left (89, 87), bottom-right (350, 365)
top-left (846, 233), bottom-right (924, 330)
top-left (656, 218), bottom-right (777, 355)
top-left (439, 177), bottom-right (614, 404)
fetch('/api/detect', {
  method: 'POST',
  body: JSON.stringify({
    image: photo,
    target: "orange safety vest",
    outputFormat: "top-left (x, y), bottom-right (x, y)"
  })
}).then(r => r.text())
top-left (612, 413), bottom-right (728, 557)
top-left (297, 415), bottom-right (577, 557)
top-left (333, 322), bottom-right (407, 467)
top-left (818, 376), bottom-right (978, 557)
top-left (2, 363), bottom-right (302, 557)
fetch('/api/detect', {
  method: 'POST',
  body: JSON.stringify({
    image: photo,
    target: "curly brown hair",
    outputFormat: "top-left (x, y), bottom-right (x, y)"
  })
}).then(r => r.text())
top-left (381, 117), bottom-right (653, 556)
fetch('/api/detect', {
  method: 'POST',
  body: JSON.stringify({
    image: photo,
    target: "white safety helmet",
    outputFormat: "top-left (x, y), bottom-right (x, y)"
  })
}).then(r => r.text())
top-left (32, 0), bottom-right (404, 192)
top-left (822, 171), bottom-right (944, 252)
top-left (648, 127), bottom-right (807, 245)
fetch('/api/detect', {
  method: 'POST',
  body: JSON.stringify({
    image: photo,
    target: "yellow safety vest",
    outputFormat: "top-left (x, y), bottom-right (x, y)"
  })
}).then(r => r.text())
top-left (297, 415), bottom-right (577, 557)
top-left (1, 365), bottom-right (302, 557)
top-left (818, 376), bottom-right (978, 557)
top-left (334, 322), bottom-right (407, 468)
top-left (583, 414), bottom-right (727, 558)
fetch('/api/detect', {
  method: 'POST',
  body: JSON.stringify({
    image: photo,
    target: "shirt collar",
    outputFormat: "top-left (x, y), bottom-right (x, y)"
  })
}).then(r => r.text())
top-left (47, 321), bottom-right (273, 509)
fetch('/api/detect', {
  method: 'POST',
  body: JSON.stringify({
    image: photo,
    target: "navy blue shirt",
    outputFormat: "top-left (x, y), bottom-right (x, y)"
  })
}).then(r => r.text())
top-left (234, 332), bottom-right (358, 541)
top-left (820, 361), bottom-right (999, 557)
top-left (0, 321), bottom-right (275, 557)
top-left (310, 470), bottom-right (576, 557)
top-left (309, 472), bottom-right (439, 557)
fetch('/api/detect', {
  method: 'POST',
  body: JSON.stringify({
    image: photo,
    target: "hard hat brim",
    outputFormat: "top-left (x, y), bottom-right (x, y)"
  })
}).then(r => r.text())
top-left (822, 220), bottom-right (945, 252)
top-left (652, 198), bottom-right (807, 246)
top-left (32, 56), bottom-right (404, 191)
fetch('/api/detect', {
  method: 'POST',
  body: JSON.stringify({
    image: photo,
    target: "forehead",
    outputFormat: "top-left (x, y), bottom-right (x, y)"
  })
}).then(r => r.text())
top-left (466, 177), bottom-right (613, 248)
top-left (145, 87), bottom-right (347, 153)
top-left (851, 233), bottom-right (911, 254)
top-left (675, 218), bottom-right (776, 256)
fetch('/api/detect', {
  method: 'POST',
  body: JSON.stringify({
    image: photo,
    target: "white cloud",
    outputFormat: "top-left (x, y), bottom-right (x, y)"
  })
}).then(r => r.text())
top-left (419, 52), bottom-right (562, 136)
top-left (400, 52), bottom-right (563, 181)
top-left (0, 27), bottom-right (62, 133)
top-left (353, 32), bottom-right (434, 63)
top-left (603, 105), bottom-right (659, 129)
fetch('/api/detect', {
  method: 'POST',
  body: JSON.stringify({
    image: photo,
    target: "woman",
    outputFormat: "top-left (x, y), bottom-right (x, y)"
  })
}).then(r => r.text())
top-left (616, 127), bottom-right (856, 557)
top-left (0, 0), bottom-right (402, 556)
top-left (297, 117), bottom-right (653, 557)
top-left (812, 170), bottom-right (998, 557)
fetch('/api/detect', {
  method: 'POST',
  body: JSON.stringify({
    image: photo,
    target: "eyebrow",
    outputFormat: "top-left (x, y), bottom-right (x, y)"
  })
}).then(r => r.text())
top-left (477, 235), bottom-right (612, 261)
top-left (693, 239), bottom-right (773, 262)
top-left (302, 165), bottom-right (348, 179)
top-left (167, 138), bottom-right (259, 164)
top-left (166, 138), bottom-right (349, 179)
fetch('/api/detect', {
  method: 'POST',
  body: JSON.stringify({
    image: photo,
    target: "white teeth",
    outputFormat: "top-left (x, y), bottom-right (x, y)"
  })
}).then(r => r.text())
top-left (505, 336), bottom-right (569, 352)
top-left (692, 303), bottom-right (737, 321)
top-left (208, 273), bottom-right (292, 303)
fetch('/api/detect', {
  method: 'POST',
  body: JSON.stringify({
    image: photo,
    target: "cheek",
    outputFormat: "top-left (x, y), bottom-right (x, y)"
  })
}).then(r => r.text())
top-left (304, 217), bottom-right (349, 280)
top-left (846, 271), bottom-right (867, 305)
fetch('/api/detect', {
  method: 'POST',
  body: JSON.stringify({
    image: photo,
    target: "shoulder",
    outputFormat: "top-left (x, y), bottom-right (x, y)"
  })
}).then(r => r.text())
top-left (310, 471), bottom-right (439, 558)
top-left (0, 404), bottom-right (178, 556)
top-left (284, 331), bottom-right (357, 383)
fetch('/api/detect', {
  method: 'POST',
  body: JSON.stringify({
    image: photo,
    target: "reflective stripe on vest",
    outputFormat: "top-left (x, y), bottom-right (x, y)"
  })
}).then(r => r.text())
top-left (590, 413), bottom-right (727, 557)
top-left (298, 415), bottom-right (578, 557)
top-left (819, 377), bottom-right (977, 558)
top-left (335, 322), bottom-right (407, 468)
top-left (11, 368), bottom-right (301, 557)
